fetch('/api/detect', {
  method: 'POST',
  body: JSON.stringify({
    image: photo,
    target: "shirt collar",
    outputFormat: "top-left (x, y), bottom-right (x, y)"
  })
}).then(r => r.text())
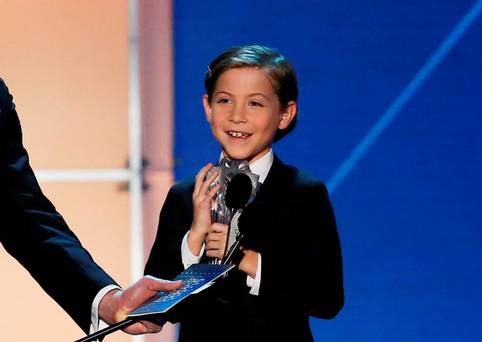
top-left (248, 149), bottom-right (273, 184)
top-left (219, 149), bottom-right (274, 184)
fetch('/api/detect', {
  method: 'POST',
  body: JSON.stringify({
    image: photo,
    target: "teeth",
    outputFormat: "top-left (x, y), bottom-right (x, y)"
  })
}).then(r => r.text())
top-left (228, 131), bottom-right (249, 138)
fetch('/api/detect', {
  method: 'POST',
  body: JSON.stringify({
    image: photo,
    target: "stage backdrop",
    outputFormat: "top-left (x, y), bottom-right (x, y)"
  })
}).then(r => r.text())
top-left (172, 1), bottom-right (482, 341)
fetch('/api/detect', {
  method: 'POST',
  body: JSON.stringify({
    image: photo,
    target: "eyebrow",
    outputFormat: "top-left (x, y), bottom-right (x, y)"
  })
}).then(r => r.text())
top-left (214, 91), bottom-right (271, 100)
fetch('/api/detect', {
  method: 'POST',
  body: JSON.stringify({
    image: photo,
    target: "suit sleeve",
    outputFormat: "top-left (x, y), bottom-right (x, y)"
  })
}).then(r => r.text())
top-left (0, 78), bottom-right (116, 333)
top-left (144, 182), bottom-right (193, 280)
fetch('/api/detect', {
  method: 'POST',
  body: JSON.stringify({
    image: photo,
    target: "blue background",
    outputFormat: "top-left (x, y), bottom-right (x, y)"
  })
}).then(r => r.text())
top-left (172, 1), bottom-right (482, 340)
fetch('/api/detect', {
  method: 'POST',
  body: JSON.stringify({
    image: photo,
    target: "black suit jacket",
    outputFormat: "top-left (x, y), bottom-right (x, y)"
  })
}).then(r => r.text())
top-left (0, 78), bottom-right (116, 333)
top-left (145, 155), bottom-right (344, 341)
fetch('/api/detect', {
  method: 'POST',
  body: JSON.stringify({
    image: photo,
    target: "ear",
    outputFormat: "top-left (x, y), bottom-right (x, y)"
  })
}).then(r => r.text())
top-left (278, 101), bottom-right (297, 130)
top-left (202, 95), bottom-right (212, 123)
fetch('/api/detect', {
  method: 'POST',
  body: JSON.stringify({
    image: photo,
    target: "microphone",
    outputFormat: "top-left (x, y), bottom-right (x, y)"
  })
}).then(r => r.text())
top-left (205, 158), bottom-right (259, 264)
top-left (225, 173), bottom-right (252, 211)
top-left (222, 173), bottom-right (253, 264)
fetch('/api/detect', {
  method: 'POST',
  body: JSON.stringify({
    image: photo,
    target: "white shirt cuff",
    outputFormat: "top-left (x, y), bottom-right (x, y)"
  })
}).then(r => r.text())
top-left (246, 253), bottom-right (262, 295)
top-left (181, 232), bottom-right (205, 269)
top-left (90, 284), bottom-right (121, 334)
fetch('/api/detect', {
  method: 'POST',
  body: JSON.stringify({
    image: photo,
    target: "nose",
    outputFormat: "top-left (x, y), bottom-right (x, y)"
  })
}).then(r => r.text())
top-left (230, 103), bottom-right (247, 123)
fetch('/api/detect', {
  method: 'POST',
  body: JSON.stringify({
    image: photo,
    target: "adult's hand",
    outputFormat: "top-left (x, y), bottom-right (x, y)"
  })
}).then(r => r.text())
top-left (99, 276), bottom-right (182, 334)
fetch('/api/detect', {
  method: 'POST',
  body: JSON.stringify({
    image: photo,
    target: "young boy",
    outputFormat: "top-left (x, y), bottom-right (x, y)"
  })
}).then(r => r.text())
top-left (145, 45), bottom-right (344, 342)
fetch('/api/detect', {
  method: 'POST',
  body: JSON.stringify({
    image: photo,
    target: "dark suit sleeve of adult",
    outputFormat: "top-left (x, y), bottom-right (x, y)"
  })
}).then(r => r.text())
top-left (255, 181), bottom-right (344, 319)
top-left (0, 78), bottom-right (117, 333)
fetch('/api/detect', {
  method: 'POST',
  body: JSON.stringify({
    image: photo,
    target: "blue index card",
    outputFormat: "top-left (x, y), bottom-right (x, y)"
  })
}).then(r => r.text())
top-left (128, 263), bottom-right (235, 317)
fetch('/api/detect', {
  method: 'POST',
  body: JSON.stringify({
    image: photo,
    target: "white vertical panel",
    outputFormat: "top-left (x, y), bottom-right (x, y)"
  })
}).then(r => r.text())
top-left (128, 0), bottom-right (144, 341)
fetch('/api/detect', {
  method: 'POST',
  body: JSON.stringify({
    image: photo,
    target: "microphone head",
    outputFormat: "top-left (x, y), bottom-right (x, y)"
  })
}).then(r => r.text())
top-left (225, 173), bottom-right (253, 210)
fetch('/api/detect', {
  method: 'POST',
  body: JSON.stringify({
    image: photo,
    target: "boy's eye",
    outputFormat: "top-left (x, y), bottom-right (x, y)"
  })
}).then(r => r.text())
top-left (248, 101), bottom-right (263, 107)
top-left (216, 98), bottom-right (231, 104)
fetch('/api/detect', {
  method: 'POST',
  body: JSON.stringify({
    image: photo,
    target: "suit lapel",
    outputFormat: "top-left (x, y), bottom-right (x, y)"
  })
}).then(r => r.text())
top-left (250, 154), bottom-right (287, 206)
top-left (236, 155), bottom-right (291, 244)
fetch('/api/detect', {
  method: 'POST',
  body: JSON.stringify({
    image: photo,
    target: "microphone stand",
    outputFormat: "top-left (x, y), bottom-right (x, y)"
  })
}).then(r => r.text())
top-left (73, 318), bottom-right (136, 342)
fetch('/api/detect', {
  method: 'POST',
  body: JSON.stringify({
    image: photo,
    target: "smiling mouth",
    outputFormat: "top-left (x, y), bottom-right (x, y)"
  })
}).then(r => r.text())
top-left (226, 130), bottom-right (251, 139)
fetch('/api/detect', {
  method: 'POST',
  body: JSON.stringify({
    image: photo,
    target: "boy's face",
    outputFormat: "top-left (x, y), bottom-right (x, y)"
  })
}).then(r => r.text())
top-left (203, 67), bottom-right (296, 163)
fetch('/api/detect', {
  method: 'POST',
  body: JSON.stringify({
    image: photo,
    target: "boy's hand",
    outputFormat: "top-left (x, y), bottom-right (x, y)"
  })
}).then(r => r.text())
top-left (188, 163), bottom-right (220, 256)
top-left (205, 223), bottom-right (228, 259)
